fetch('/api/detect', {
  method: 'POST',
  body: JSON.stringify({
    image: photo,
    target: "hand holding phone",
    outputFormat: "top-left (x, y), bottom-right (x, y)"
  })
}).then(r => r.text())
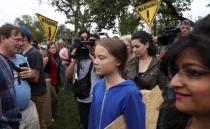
top-left (19, 63), bottom-right (33, 79)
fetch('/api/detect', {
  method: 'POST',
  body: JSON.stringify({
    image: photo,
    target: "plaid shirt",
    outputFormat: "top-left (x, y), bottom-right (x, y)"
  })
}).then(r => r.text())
top-left (0, 55), bottom-right (20, 129)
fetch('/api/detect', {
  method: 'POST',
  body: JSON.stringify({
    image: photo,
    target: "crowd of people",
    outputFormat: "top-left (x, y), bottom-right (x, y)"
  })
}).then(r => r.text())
top-left (0, 13), bottom-right (210, 129)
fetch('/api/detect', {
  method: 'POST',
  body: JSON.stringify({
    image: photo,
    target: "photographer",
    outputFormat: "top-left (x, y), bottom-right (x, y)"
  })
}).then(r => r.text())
top-left (177, 19), bottom-right (192, 39)
top-left (79, 30), bottom-right (90, 41)
top-left (157, 19), bottom-right (193, 57)
top-left (65, 35), bottom-right (99, 129)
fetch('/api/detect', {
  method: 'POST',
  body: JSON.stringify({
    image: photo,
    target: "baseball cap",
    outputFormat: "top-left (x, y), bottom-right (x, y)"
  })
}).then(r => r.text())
top-left (40, 44), bottom-right (48, 49)
top-left (19, 26), bottom-right (32, 40)
top-left (57, 39), bottom-right (64, 44)
top-left (39, 42), bottom-right (48, 49)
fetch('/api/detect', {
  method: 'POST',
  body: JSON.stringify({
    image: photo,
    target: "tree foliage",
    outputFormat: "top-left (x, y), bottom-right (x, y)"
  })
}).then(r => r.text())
top-left (14, 15), bottom-right (45, 42)
top-left (55, 24), bottom-right (74, 44)
top-left (50, 0), bottom-right (92, 35)
top-left (157, 0), bottom-right (192, 29)
top-left (48, 0), bottom-right (193, 35)
top-left (119, 12), bottom-right (140, 35)
top-left (14, 15), bottom-right (73, 43)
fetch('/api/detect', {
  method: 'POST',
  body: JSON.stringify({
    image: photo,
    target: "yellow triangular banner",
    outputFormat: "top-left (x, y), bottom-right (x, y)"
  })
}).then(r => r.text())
top-left (36, 13), bottom-right (58, 41)
top-left (134, 0), bottom-right (161, 27)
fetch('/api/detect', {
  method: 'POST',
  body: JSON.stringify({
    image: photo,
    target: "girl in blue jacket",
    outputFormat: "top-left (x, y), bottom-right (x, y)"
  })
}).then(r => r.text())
top-left (88, 38), bottom-right (145, 129)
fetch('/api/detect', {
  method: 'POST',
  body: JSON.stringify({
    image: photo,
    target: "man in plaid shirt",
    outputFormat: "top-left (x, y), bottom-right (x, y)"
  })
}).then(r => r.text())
top-left (0, 24), bottom-right (23, 129)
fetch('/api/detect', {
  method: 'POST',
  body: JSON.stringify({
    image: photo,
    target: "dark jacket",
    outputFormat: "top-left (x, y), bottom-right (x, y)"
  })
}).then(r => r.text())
top-left (125, 56), bottom-right (167, 92)
top-left (124, 57), bottom-right (137, 80)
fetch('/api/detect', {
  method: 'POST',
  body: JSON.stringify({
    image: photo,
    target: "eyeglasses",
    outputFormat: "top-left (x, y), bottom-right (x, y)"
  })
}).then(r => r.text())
top-left (13, 38), bottom-right (23, 42)
top-left (168, 66), bottom-right (210, 81)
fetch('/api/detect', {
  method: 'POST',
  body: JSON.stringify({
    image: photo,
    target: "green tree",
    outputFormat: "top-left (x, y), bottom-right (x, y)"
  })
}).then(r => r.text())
top-left (55, 24), bottom-right (74, 44)
top-left (14, 15), bottom-right (45, 42)
top-left (156, 0), bottom-right (192, 30)
top-left (87, 0), bottom-right (131, 33)
top-left (47, 0), bottom-right (193, 35)
top-left (88, 0), bottom-right (193, 34)
top-left (119, 12), bottom-right (140, 35)
top-left (50, 0), bottom-right (92, 35)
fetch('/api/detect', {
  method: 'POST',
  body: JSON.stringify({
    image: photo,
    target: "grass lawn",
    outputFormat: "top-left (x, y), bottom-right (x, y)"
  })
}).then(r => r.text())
top-left (49, 87), bottom-right (81, 129)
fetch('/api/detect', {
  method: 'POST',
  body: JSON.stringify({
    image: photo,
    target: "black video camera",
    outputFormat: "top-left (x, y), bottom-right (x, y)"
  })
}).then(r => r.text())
top-left (81, 39), bottom-right (96, 47)
top-left (72, 37), bottom-right (96, 59)
top-left (157, 27), bottom-right (180, 46)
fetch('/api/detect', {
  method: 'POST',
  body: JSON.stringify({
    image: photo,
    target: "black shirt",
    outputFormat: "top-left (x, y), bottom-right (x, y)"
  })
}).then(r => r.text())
top-left (24, 47), bottom-right (46, 96)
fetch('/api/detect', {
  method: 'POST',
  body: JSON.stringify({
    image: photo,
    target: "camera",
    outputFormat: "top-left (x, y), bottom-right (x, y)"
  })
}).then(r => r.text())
top-left (157, 27), bottom-right (180, 46)
top-left (81, 39), bottom-right (96, 47)
top-left (72, 37), bottom-right (96, 59)
top-left (72, 37), bottom-right (96, 48)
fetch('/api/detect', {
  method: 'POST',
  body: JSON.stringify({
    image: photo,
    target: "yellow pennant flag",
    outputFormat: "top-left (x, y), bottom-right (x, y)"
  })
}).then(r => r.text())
top-left (36, 13), bottom-right (58, 41)
top-left (134, 0), bottom-right (161, 27)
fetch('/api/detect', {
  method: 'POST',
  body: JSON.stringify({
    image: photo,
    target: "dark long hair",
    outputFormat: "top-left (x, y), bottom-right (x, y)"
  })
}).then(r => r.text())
top-left (158, 14), bottom-right (210, 129)
top-left (131, 31), bottom-right (157, 56)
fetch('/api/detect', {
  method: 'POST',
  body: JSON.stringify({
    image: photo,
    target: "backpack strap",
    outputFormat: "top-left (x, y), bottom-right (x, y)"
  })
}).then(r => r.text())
top-left (86, 62), bottom-right (93, 78)
top-left (0, 53), bottom-right (19, 72)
